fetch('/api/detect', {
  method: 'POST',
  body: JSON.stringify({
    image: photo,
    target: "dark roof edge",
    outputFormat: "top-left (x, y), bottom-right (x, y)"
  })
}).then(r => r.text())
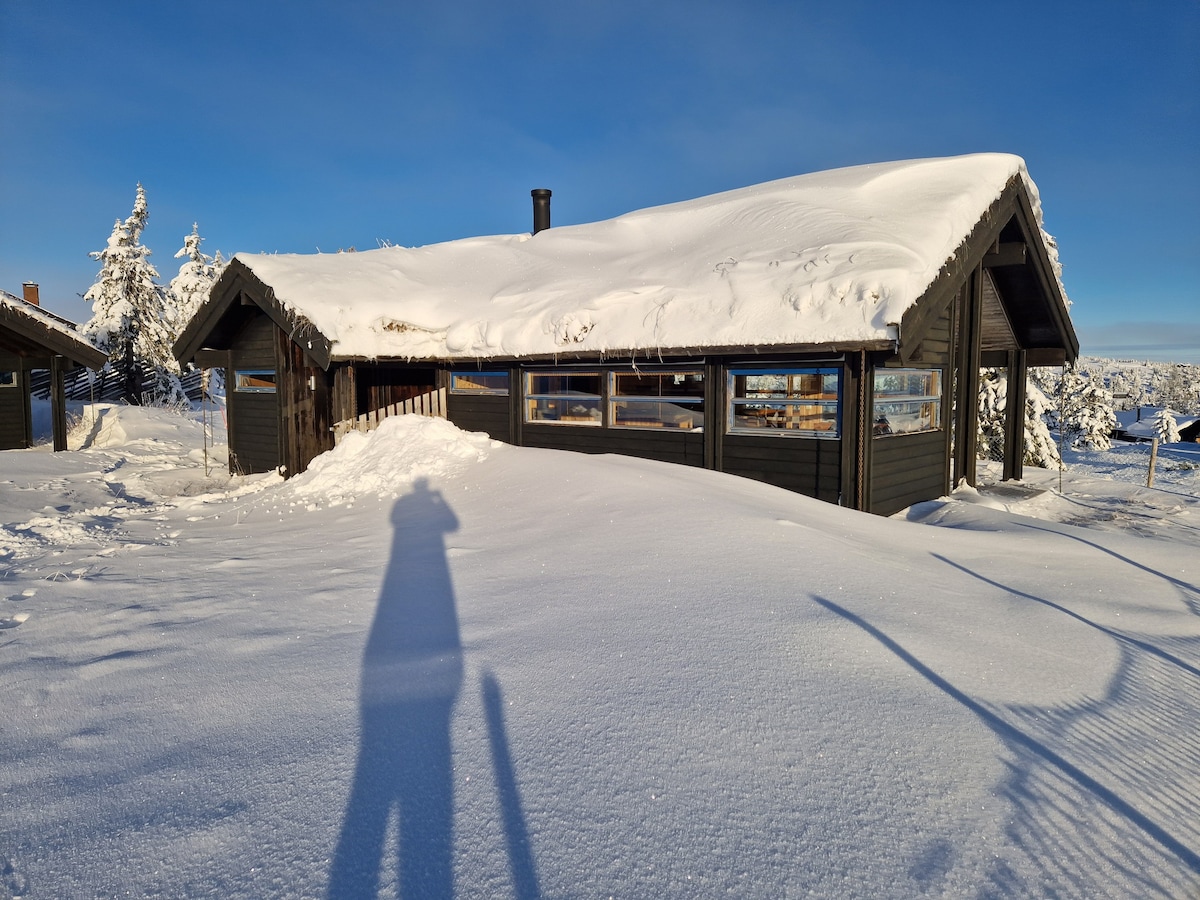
top-left (326, 339), bottom-right (898, 366)
top-left (0, 296), bottom-right (108, 369)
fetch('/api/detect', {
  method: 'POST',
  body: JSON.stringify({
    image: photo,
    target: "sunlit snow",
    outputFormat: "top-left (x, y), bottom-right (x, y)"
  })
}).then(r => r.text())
top-left (1, 403), bottom-right (1197, 898)
top-left (232, 154), bottom-right (1061, 361)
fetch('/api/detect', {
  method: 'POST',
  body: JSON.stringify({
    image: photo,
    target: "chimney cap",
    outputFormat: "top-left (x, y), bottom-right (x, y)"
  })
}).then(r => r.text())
top-left (531, 188), bottom-right (552, 235)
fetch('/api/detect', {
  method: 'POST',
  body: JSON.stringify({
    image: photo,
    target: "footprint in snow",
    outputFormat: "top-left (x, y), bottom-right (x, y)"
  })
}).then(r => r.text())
top-left (0, 613), bottom-right (30, 630)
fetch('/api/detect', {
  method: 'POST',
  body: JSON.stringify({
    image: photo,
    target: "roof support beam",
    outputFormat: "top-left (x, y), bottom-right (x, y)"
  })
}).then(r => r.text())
top-left (982, 242), bottom-right (1027, 268)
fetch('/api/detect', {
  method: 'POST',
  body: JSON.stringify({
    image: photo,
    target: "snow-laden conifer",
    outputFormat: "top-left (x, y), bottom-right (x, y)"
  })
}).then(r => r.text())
top-left (977, 368), bottom-right (1007, 462)
top-left (1151, 408), bottom-right (1182, 444)
top-left (166, 223), bottom-right (225, 341)
top-left (81, 185), bottom-right (186, 405)
top-left (977, 369), bottom-right (1061, 468)
top-left (1071, 379), bottom-right (1117, 450)
top-left (1023, 379), bottom-right (1061, 468)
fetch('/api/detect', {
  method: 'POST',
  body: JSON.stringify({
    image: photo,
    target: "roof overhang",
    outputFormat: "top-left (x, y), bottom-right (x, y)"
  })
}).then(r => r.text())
top-left (897, 174), bottom-right (1079, 365)
top-left (174, 258), bottom-right (336, 370)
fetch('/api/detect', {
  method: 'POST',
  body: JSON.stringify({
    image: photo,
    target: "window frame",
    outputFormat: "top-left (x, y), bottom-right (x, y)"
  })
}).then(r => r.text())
top-left (0, 371), bottom-right (17, 388)
top-left (608, 368), bottom-right (705, 431)
top-left (233, 369), bottom-right (278, 394)
top-left (449, 370), bottom-right (510, 396)
top-left (871, 367), bottom-right (943, 437)
top-left (523, 370), bottom-right (604, 426)
top-left (727, 366), bottom-right (842, 438)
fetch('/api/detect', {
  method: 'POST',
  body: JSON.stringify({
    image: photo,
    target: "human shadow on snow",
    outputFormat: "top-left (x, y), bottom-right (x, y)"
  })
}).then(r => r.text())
top-left (328, 478), bottom-right (463, 899)
top-left (327, 478), bottom-right (540, 899)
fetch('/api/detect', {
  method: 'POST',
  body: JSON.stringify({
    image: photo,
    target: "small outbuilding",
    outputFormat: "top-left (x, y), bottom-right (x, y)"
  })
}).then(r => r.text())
top-left (1, 285), bottom-right (108, 451)
top-left (176, 153), bottom-right (1079, 514)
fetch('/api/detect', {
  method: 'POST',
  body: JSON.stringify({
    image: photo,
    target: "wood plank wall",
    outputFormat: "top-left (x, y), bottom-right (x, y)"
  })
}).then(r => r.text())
top-left (227, 315), bottom-right (280, 474)
top-left (0, 373), bottom-right (30, 450)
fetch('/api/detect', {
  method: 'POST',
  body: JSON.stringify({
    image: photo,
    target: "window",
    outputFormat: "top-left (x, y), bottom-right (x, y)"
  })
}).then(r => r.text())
top-left (524, 371), bottom-right (602, 425)
top-left (234, 369), bottom-right (277, 393)
top-left (0, 371), bottom-right (16, 388)
top-left (450, 371), bottom-right (510, 395)
top-left (729, 367), bottom-right (840, 436)
top-left (610, 370), bottom-right (704, 430)
top-left (872, 369), bottom-right (942, 436)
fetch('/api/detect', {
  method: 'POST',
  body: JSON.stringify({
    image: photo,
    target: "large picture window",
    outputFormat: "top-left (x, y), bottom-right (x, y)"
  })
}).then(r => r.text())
top-left (450, 371), bottom-right (510, 395)
top-left (234, 370), bottom-right (277, 393)
top-left (524, 371), bottom-right (603, 425)
top-left (610, 370), bottom-right (704, 430)
top-left (729, 367), bottom-right (840, 436)
top-left (872, 368), bottom-right (942, 436)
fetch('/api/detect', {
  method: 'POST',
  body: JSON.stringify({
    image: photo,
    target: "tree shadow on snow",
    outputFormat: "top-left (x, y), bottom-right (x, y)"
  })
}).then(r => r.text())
top-left (328, 478), bottom-right (463, 899)
top-left (811, 581), bottom-right (1200, 897)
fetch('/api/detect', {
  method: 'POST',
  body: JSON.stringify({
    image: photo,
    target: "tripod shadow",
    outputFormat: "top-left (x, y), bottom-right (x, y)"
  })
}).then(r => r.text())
top-left (328, 478), bottom-right (463, 899)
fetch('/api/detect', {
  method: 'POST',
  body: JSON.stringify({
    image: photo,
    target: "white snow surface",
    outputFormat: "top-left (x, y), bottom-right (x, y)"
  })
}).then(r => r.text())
top-left (2, 404), bottom-right (1198, 898)
top-left (235, 154), bottom-right (1050, 360)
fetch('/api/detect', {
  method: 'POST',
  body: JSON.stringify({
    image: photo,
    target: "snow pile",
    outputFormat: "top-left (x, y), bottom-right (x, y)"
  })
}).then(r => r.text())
top-left (287, 414), bottom-right (499, 505)
top-left (235, 154), bottom-right (1046, 360)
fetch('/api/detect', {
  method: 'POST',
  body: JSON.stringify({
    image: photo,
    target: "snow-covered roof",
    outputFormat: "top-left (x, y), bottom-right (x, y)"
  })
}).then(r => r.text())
top-left (0, 290), bottom-right (108, 368)
top-left (1116, 407), bottom-right (1200, 440)
top-left (227, 153), bottom-right (1064, 361)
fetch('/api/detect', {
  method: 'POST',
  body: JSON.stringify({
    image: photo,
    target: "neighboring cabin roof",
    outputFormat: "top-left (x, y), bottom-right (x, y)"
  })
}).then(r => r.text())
top-left (0, 291), bottom-right (108, 369)
top-left (177, 153), bottom-right (1077, 368)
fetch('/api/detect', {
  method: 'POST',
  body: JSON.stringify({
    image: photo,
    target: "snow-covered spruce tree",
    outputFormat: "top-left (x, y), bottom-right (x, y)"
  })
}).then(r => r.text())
top-left (82, 185), bottom-right (186, 405)
top-left (166, 223), bottom-right (225, 342)
top-left (976, 368), bottom-right (1060, 468)
top-left (1053, 367), bottom-right (1116, 451)
top-left (976, 368), bottom-right (1007, 462)
top-left (1071, 380), bottom-right (1117, 450)
top-left (1023, 378), bottom-right (1061, 468)
top-left (1151, 408), bottom-right (1182, 444)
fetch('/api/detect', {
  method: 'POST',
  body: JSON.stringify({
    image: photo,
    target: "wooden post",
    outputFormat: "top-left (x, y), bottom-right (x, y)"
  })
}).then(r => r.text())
top-left (50, 356), bottom-right (68, 451)
top-left (1147, 436), bottom-right (1159, 488)
top-left (1002, 349), bottom-right (1026, 481)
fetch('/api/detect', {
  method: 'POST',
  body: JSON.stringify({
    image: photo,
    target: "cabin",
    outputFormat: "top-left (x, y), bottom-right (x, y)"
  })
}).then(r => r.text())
top-left (175, 154), bottom-right (1079, 515)
top-left (1, 285), bottom-right (108, 451)
top-left (1115, 409), bottom-right (1200, 444)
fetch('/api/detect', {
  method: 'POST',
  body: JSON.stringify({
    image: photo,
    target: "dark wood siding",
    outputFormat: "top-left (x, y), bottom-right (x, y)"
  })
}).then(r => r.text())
top-left (721, 435), bottom-right (842, 502)
top-left (0, 372), bottom-right (30, 450)
top-left (356, 365), bottom-right (438, 416)
top-left (277, 329), bottom-right (334, 476)
top-left (227, 315), bottom-right (280, 474)
top-left (919, 303), bottom-right (954, 365)
top-left (869, 430), bottom-right (948, 515)
top-left (448, 394), bottom-right (512, 443)
top-left (521, 423), bottom-right (705, 467)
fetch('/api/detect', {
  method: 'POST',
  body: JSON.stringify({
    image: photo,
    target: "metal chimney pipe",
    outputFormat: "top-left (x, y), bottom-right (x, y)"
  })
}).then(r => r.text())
top-left (22, 283), bottom-right (40, 306)
top-left (531, 188), bottom-right (551, 234)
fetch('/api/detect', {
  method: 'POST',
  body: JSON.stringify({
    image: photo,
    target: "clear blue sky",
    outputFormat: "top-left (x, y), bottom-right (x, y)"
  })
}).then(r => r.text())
top-left (2, 0), bottom-right (1197, 362)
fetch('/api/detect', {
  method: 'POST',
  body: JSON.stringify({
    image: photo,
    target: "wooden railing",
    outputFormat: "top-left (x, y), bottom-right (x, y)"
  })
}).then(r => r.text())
top-left (331, 387), bottom-right (447, 443)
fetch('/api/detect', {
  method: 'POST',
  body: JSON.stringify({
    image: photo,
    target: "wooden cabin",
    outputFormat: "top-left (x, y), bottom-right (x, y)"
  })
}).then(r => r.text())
top-left (175, 154), bottom-right (1078, 514)
top-left (1, 285), bottom-right (108, 451)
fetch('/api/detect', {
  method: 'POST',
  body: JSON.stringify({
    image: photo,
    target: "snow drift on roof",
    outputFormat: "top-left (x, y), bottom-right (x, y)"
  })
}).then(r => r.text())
top-left (0, 289), bottom-right (97, 349)
top-left (235, 153), bottom-right (1052, 361)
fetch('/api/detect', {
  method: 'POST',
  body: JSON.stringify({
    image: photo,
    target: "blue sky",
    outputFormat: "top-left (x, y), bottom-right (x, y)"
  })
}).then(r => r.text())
top-left (2, 0), bottom-right (1197, 362)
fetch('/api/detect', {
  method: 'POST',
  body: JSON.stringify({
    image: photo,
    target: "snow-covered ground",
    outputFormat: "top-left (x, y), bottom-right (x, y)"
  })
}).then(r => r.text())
top-left (2, 404), bottom-right (1198, 898)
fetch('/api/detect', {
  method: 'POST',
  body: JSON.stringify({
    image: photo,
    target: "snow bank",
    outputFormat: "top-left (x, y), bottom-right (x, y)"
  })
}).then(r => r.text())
top-left (287, 414), bottom-right (499, 505)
